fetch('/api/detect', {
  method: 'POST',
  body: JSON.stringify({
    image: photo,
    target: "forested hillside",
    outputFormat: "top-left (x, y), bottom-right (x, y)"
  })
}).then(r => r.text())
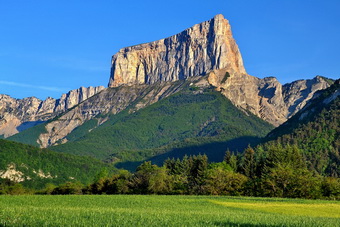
top-left (0, 139), bottom-right (113, 189)
top-left (265, 80), bottom-right (340, 176)
top-left (50, 87), bottom-right (274, 169)
top-left (2, 82), bottom-right (339, 199)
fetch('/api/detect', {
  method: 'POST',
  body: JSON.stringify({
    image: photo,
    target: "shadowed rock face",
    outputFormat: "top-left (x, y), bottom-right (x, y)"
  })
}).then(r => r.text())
top-left (208, 69), bottom-right (330, 126)
top-left (108, 14), bottom-right (246, 87)
top-left (0, 86), bottom-right (104, 137)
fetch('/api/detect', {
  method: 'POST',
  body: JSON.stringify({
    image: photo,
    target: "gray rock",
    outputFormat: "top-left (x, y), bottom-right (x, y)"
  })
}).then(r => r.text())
top-left (0, 86), bottom-right (104, 137)
top-left (108, 14), bottom-right (330, 126)
top-left (108, 14), bottom-right (246, 87)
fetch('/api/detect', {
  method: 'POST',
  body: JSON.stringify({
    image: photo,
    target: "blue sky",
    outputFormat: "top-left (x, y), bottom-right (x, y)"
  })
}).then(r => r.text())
top-left (1, 0), bottom-right (339, 100)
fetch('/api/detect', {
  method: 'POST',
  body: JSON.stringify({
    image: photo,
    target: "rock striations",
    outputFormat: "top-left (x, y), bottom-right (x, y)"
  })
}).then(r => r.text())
top-left (108, 14), bottom-right (330, 126)
top-left (37, 77), bottom-right (205, 148)
top-left (1, 14), bottom-right (332, 146)
top-left (0, 86), bottom-right (104, 137)
top-left (108, 14), bottom-right (246, 87)
top-left (209, 70), bottom-right (329, 126)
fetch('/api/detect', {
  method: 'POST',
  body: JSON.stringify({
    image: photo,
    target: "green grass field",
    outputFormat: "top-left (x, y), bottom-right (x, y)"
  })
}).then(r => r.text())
top-left (0, 195), bottom-right (339, 226)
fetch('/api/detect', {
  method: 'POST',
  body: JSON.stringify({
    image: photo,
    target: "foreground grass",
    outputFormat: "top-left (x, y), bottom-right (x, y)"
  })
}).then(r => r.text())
top-left (0, 195), bottom-right (339, 226)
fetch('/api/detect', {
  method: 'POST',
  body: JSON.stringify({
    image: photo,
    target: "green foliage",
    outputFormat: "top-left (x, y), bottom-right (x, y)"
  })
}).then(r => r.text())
top-left (85, 170), bottom-right (131, 195)
top-left (321, 177), bottom-right (340, 199)
top-left (223, 150), bottom-right (238, 171)
top-left (265, 80), bottom-right (340, 177)
top-left (1, 150), bottom-right (339, 199)
top-left (189, 85), bottom-right (199, 91)
top-left (64, 119), bottom-right (99, 142)
top-left (132, 163), bottom-right (173, 194)
top-left (204, 166), bottom-right (247, 195)
top-left (7, 122), bottom-right (48, 146)
top-left (0, 179), bottom-right (29, 195)
top-left (0, 139), bottom-right (114, 189)
top-left (52, 182), bottom-right (83, 195)
top-left (50, 89), bottom-right (273, 167)
top-left (240, 146), bottom-right (256, 178)
top-left (261, 164), bottom-right (321, 199)
top-left (233, 143), bottom-right (327, 199)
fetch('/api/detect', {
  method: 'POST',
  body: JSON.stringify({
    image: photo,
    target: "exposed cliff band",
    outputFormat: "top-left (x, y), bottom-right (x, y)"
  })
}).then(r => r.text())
top-left (0, 14), bottom-right (331, 145)
top-left (0, 86), bottom-right (104, 137)
top-left (108, 14), bottom-right (246, 87)
top-left (107, 14), bottom-right (330, 126)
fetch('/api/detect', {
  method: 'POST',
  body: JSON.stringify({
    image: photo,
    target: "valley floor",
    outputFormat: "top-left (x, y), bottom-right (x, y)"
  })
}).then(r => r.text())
top-left (0, 195), bottom-right (339, 226)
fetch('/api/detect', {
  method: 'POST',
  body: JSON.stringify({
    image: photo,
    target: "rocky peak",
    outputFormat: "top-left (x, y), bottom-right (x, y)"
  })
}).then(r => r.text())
top-left (107, 14), bottom-right (331, 126)
top-left (1, 15), bottom-right (333, 144)
top-left (55, 86), bottom-right (105, 111)
top-left (282, 76), bottom-right (330, 117)
top-left (208, 68), bottom-right (331, 126)
top-left (0, 86), bottom-right (105, 137)
top-left (108, 14), bottom-right (246, 87)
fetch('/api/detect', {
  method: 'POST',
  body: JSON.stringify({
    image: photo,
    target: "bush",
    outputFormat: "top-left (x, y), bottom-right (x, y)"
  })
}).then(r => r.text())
top-left (52, 182), bottom-right (83, 195)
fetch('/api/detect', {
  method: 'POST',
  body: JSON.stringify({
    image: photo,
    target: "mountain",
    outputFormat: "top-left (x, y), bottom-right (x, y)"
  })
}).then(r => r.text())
top-left (108, 14), bottom-right (246, 87)
top-left (49, 83), bottom-right (274, 169)
top-left (264, 79), bottom-right (340, 177)
top-left (8, 78), bottom-right (199, 147)
top-left (108, 14), bottom-right (330, 126)
top-left (3, 14), bottom-right (331, 150)
top-left (0, 86), bottom-right (104, 138)
top-left (0, 139), bottom-right (113, 188)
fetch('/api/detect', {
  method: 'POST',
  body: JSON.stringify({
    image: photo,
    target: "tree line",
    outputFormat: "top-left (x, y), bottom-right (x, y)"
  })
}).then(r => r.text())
top-left (2, 143), bottom-right (339, 199)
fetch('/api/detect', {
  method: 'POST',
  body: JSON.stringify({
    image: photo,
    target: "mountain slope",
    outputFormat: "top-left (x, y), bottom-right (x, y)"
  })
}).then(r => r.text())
top-left (8, 77), bottom-right (205, 147)
top-left (4, 14), bottom-right (332, 151)
top-left (108, 14), bottom-right (330, 126)
top-left (265, 79), bottom-right (340, 176)
top-left (2, 15), bottom-right (331, 147)
top-left (0, 139), bottom-right (113, 189)
top-left (50, 86), bottom-right (274, 168)
top-left (0, 86), bottom-right (104, 138)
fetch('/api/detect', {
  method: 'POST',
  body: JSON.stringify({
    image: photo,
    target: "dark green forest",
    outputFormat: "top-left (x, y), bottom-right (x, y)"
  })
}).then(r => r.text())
top-left (0, 139), bottom-right (114, 191)
top-left (8, 87), bottom-right (274, 171)
top-left (49, 88), bottom-right (273, 166)
top-left (3, 151), bottom-right (339, 199)
top-left (2, 81), bottom-right (339, 200)
top-left (266, 80), bottom-right (340, 177)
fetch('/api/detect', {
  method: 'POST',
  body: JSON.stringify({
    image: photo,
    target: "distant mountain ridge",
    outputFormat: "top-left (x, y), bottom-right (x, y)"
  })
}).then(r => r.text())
top-left (1, 14), bottom-right (333, 146)
top-left (263, 79), bottom-right (340, 177)
top-left (49, 84), bottom-right (274, 169)
top-left (0, 86), bottom-right (104, 137)
top-left (107, 14), bottom-right (330, 126)
top-left (9, 77), bottom-right (203, 148)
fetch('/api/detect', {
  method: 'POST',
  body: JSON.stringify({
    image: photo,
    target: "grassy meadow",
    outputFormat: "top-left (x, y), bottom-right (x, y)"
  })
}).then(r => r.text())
top-left (1, 195), bottom-right (339, 226)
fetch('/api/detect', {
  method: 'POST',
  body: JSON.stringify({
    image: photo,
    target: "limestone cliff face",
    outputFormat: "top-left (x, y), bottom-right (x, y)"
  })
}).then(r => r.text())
top-left (208, 69), bottom-right (330, 126)
top-left (35, 74), bottom-right (329, 148)
top-left (2, 14), bottom-right (332, 146)
top-left (0, 86), bottom-right (104, 137)
top-left (107, 14), bottom-right (330, 126)
top-left (37, 77), bottom-right (206, 147)
top-left (282, 76), bottom-right (330, 116)
top-left (108, 14), bottom-right (246, 87)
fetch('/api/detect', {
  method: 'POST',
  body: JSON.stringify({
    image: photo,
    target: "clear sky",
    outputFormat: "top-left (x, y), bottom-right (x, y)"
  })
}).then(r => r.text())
top-left (1, 0), bottom-right (339, 100)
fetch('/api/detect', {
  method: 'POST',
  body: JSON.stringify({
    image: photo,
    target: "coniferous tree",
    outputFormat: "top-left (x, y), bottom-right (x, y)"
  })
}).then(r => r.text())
top-left (241, 147), bottom-right (256, 179)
